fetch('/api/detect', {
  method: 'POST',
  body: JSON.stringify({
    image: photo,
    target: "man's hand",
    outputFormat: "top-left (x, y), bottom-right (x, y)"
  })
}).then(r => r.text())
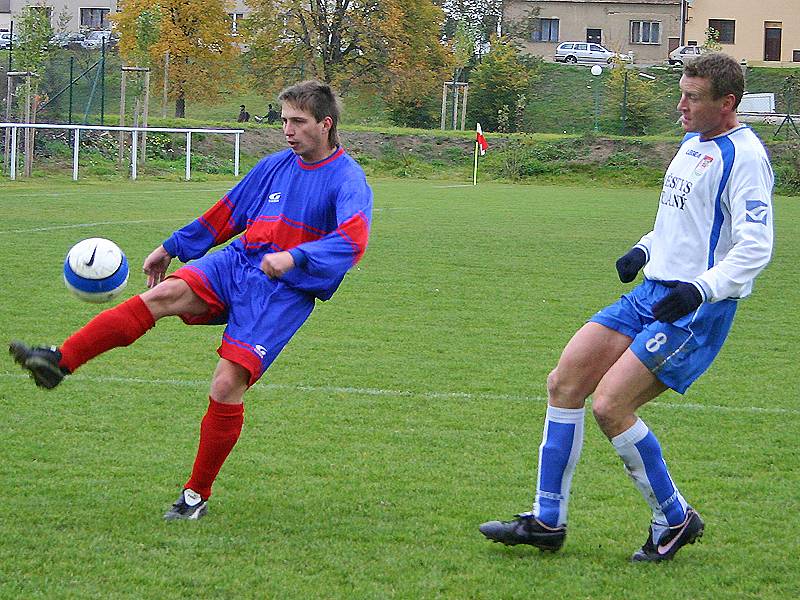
top-left (615, 247), bottom-right (647, 283)
top-left (143, 245), bottom-right (173, 288)
top-left (261, 251), bottom-right (295, 278)
top-left (652, 283), bottom-right (703, 323)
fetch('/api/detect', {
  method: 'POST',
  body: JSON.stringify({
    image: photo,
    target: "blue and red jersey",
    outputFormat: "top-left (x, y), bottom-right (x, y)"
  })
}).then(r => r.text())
top-left (163, 147), bottom-right (372, 300)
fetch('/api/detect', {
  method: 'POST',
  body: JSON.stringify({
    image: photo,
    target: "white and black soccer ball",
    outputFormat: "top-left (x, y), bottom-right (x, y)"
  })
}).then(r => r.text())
top-left (63, 237), bottom-right (129, 303)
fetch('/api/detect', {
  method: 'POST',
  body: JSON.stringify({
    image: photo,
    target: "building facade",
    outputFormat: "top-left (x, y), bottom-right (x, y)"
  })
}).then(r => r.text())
top-left (1, 0), bottom-right (249, 35)
top-left (684, 0), bottom-right (800, 65)
top-left (504, 0), bottom-right (683, 64)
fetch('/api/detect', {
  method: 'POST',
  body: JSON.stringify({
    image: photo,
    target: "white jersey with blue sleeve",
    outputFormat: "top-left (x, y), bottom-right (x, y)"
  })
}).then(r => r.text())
top-left (635, 126), bottom-right (774, 302)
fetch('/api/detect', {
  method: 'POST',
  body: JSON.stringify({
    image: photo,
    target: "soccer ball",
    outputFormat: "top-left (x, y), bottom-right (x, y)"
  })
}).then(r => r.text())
top-left (63, 238), bottom-right (129, 303)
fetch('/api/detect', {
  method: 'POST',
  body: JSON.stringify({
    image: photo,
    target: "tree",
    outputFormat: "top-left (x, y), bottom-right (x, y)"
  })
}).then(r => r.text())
top-left (245, 0), bottom-right (384, 90)
top-left (703, 27), bottom-right (722, 52)
top-left (439, 0), bottom-right (502, 50)
top-left (114, 0), bottom-right (239, 118)
top-left (467, 35), bottom-right (531, 131)
top-left (382, 0), bottom-right (454, 127)
top-left (605, 64), bottom-right (659, 135)
top-left (245, 0), bottom-right (451, 127)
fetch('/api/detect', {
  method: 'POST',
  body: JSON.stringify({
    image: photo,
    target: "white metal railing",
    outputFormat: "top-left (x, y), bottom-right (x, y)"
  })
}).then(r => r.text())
top-left (1, 122), bottom-right (245, 181)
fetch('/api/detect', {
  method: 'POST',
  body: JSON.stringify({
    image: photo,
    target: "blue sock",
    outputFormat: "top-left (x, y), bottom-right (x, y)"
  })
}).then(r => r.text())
top-left (612, 418), bottom-right (688, 538)
top-left (533, 406), bottom-right (585, 528)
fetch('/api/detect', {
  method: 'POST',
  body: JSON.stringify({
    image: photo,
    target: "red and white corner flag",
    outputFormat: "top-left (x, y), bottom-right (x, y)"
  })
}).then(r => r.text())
top-left (473, 122), bottom-right (488, 185)
top-left (476, 122), bottom-right (488, 155)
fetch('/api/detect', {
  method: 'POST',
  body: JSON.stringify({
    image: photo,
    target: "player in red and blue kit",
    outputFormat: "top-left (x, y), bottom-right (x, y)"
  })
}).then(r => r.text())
top-left (10, 81), bottom-right (372, 520)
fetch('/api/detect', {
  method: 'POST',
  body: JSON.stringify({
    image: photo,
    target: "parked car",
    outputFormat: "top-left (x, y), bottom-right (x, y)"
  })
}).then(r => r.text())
top-left (0, 32), bottom-right (18, 50)
top-left (81, 30), bottom-right (116, 49)
top-left (49, 32), bottom-right (86, 49)
top-left (554, 41), bottom-right (632, 65)
top-left (668, 45), bottom-right (707, 65)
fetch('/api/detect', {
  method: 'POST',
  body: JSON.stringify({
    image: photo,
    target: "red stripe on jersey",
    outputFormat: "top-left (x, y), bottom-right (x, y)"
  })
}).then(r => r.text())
top-left (200, 195), bottom-right (238, 245)
top-left (297, 146), bottom-right (345, 171)
top-left (242, 214), bottom-right (325, 250)
top-left (336, 211), bottom-right (370, 263)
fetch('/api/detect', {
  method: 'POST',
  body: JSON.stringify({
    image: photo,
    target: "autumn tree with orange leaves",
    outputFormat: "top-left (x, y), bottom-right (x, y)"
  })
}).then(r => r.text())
top-left (114, 0), bottom-right (239, 118)
top-left (244, 0), bottom-right (452, 127)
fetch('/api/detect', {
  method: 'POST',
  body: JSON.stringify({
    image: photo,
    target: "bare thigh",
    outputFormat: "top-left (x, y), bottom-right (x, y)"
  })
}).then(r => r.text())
top-left (139, 278), bottom-right (209, 320)
top-left (547, 322), bottom-right (633, 408)
top-left (592, 349), bottom-right (667, 438)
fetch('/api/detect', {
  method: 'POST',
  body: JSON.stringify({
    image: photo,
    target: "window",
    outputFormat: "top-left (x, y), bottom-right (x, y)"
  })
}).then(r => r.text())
top-left (793, 50), bottom-right (800, 62)
top-left (708, 19), bottom-right (735, 44)
top-left (532, 18), bottom-right (559, 43)
top-left (630, 20), bottom-right (660, 44)
top-left (80, 8), bottom-right (109, 29)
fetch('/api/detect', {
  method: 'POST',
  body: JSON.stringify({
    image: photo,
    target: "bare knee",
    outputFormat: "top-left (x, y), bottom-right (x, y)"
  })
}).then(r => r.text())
top-left (591, 387), bottom-right (629, 438)
top-left (210, 360), bottom-right (249, 404)
top-left (140, 278), bottom-right (205, 319)
top-left (547, 367), bottom-right (589, 409)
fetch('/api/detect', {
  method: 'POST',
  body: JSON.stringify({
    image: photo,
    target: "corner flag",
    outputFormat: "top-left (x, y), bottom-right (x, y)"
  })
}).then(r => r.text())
top-left (473, 122), bottom-right (488, 185)
top-left (476, 123), bottom-right (488, 155)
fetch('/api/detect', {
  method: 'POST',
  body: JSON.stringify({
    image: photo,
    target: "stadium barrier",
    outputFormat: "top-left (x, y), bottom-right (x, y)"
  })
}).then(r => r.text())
top-left (1, 122), bottom-right (245, 181)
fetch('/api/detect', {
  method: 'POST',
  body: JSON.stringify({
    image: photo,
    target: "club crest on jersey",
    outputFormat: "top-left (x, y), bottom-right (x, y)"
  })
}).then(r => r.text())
top-left (693, 155), bottom-right (714, 177)
top-left (745, 200), bottom-right (768, 225)
top-left (268, 192), bottom-right (282, 203)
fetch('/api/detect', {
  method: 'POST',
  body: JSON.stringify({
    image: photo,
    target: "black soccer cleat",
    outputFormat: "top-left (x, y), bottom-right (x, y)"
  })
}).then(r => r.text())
top-left (631, 507), bottom-right (704, 562)
top-left (9, 341), bottom-right (69, 390)
top-left (163, 489), bottom-right (208, 521)
top-left (479, 512), bottom-right (566, 551)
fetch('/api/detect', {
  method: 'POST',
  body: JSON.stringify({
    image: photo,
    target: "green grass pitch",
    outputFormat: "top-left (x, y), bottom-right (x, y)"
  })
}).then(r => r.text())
top-left (0, 178), bottom-right (798, 598)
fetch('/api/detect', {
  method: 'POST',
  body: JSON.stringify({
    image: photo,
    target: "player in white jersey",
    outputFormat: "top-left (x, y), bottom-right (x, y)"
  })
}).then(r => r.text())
top-left (480, 53), bottom-right (774, 561)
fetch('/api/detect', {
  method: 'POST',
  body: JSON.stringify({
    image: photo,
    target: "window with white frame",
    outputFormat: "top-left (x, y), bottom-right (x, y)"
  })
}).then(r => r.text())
top-left (532, 18), bottom-right (559, 43)
top-left (80, 8), bottom-right (109, 29)
top-left (630, 20), bottom-right (660, 44)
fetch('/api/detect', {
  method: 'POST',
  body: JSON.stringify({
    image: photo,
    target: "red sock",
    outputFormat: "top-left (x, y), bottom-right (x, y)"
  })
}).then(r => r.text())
top-left (59, 295), bottom-right (155, 373)
top-left (185, 398), bottom-right (244, 499)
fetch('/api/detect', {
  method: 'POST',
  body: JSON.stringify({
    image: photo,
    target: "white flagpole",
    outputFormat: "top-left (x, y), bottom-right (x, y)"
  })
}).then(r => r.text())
top-left (473, 140), bottom-right (479, 185)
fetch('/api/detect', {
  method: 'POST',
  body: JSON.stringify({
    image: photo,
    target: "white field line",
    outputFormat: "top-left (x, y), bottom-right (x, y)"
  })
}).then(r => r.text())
top-left (0, 218), bottom-right (180, 234)
top-left (1, 371), bottom-right (797, 417)
top-left (1, 207), bottom-right (406, 235)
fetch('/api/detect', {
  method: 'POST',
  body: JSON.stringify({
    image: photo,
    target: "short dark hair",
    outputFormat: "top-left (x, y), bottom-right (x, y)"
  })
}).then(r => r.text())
top-left (278, 80), bottom-right (341, 146)
top-left (683, 52), bottom-right (744, 109)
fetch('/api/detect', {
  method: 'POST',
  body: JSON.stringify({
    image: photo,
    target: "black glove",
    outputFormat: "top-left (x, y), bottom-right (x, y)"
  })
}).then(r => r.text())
top-left (615, 247), bottom-right (647, 283)
top-left (652, 283), bottom-right (703, 323)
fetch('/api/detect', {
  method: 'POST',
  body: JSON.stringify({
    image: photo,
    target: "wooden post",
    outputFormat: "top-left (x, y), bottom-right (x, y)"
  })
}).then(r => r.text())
top-left (119, 69), bottom-right (126, 166)
top-left (23, 76), bottom-right (31, 177)
top-left (141, 69), bottom-right (150, 164)
top-left (460, 84), bottom-right (468, 131)
top-left (440, 82), bottom-right (448, 130)
top-left (162, 51), bottom-right (169, 118)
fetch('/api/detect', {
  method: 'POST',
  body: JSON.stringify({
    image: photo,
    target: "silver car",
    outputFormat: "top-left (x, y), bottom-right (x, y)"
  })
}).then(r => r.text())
top-left (554, 41), bottom-right (631, 65)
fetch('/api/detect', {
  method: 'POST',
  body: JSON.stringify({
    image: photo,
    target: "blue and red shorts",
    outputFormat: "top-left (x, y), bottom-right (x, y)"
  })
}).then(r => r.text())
top-left (590, 278), bottom-right (738, 394)
top-left (170, 245), bottom-right (315, 386)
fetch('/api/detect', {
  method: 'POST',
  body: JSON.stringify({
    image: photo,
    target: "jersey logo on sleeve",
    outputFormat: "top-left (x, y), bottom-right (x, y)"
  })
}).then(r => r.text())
top-left (745, 200), bottom-right (768, 225)
top-left (268, 192), bottom-right (282, 203)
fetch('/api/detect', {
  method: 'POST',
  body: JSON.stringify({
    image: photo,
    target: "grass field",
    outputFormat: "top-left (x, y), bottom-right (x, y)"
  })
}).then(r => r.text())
top-left (0, 178), bottom-right (798, 599)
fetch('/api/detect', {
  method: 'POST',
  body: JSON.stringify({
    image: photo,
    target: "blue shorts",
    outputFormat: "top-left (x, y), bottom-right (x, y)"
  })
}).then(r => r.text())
top-left (170, 245), bottom-right (315, 386)
top-left (589, 279), bottom-right (737, 394)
